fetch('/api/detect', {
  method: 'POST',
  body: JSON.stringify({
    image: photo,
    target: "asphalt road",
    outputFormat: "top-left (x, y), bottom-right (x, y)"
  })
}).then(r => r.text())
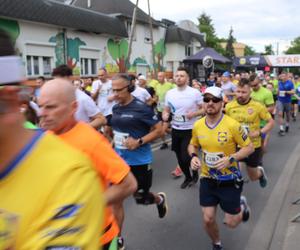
top-left (122, 121), bottom-right (300, 250)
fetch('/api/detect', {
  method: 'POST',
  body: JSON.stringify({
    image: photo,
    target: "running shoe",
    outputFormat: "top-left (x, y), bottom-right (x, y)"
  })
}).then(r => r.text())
top-left (258, 166), bottom-right (268, 188)
top-left (180, 178), bottom-right (192, 189)
top-left (160, 142), bottom-right (168, 150)
top-left (278, 130), bottom-right (285, 136)
top-left (240, 195), bottom-right (250, 222)
top-left (157, 192), bottom-right (168, 218)
top-left (117, 236), bottom-right (125, 250)
top-left (285, 125), bottom-right (289, 133)
top-left (212, 243), bottom-right (223, 250)
top-left (171, 166), bottom-right (183, 178)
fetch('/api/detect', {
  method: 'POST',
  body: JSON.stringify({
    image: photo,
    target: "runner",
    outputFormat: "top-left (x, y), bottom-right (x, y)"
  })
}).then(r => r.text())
top-left (277, 72), bottom-right (295, 136)
top-left (38, 78), bottom-right (138, 250)
top-left (225, 78), bottom-right (274, 187)
top-left (0, 29), bottom-right (103, 249)
top-left (163, 66), bottom-right (203, 188)
top-left (221, 71), bottom-right (236, 103)
top-left (188, 86), bottom-right (253, 250)
top-left (108, 74), bottom-right (168, 250)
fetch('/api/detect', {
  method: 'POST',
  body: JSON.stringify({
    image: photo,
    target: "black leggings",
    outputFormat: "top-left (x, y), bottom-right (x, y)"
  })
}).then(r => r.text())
top-left (171, 129), bottom-right (193, 179)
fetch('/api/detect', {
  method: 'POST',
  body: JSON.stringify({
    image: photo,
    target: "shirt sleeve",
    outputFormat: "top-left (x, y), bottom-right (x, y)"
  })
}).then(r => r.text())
top-left (190, 122), bottom-right (200, 147)
top-left (91, 81), bottom-right (100, 94)
top-left (141, 106), bottom-right (160, 127)
top-left (83, 94), bottom-right (101, 118)
top-left (91, 134), bottom-right (130, 185)
top-left (32, 159), bottom-right (104, 249)
top-left (265, 89), bottom-right (275, 106)
top-left (259, 104), bottom-right (272, 121)
top-left (195, 91), bottom-right (203, 105)
top-left (231, 121), bottom-right (252, 148)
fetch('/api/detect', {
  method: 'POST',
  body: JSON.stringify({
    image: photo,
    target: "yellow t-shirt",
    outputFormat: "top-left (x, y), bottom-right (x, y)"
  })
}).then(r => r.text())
top-left (190, 115), bottom-right (251, 180)
top-left (0, 131), bottom-right (103, 250)
top-left (225, 99), bottom-right (272, 148)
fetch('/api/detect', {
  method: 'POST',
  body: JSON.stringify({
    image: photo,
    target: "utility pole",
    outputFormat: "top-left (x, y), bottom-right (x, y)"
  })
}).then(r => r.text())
top-left (147, 0), bottom-right (157, 78)
top-left (126, 0), bottom-right (139, 71)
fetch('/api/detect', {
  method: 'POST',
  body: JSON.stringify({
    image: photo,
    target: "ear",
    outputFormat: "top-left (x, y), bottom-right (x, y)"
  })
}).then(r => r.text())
top-left (71, 100), bottom-right (78, 114)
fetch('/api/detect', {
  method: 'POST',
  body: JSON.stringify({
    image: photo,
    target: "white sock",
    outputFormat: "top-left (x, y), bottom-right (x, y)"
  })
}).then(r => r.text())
top-left (280, 125), bottom-right (284, 130)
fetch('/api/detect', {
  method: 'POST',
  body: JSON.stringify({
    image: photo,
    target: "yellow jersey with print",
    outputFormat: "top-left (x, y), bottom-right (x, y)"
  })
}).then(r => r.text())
top-left (190, 114), bottom-right (251, 181)
top-left (0, 130), bottom-right (103, 250)
top-left (225, 99), bottom-right (272, 148)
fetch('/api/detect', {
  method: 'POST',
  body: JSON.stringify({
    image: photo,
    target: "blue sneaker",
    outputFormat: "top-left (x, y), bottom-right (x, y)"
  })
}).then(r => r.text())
top-left (258, 166), bottom-right (268, 188)
top-left (240, 195), bottom-right (250, 222)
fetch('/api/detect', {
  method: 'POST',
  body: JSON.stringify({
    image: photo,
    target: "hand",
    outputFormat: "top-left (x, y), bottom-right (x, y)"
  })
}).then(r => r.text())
top-left (248, 130), bottom-right (260, 139)
top-left (124, 137), bottom-right (140, 150)
top-left (162, 112), bottom-right (169, 122)
top-left (107, 95), bottom-right (115, 102)
top-left (191, 156), bottom-right (202, 170)
top-left (186, 111), bottom-right (195, 120)
top-left (214, 157), bottom-right (230, 170)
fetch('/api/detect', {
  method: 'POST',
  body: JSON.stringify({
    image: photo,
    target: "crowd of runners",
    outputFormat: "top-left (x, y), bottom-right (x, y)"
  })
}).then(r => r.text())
top-left (1, 27), bottom-right (300, 250)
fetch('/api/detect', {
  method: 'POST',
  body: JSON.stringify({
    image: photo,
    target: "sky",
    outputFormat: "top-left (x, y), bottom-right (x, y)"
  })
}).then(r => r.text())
top-left (130, 0), bottom-right (298, 54)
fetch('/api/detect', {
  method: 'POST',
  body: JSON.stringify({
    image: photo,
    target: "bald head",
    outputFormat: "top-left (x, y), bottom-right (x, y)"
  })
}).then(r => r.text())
top-left (38, 78), bottom-right (77, 134)
top-left (157, 72), bottom-right (165, 83)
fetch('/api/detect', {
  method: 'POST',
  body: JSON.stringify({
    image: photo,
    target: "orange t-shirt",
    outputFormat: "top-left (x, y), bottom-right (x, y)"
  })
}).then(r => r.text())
top-left (59, 122), bottom-right (130, 245)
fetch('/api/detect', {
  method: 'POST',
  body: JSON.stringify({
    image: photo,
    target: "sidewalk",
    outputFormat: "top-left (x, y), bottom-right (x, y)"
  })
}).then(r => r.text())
top-left (245, 142), bottom-right (300, 250)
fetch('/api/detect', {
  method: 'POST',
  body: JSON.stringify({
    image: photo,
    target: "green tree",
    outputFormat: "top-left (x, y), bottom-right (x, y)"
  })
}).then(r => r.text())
top-left (197, 12), bottom-right (225, 54)
top-left (285, 37), bottom-right (300, 54)
top-left (224, 27), bottom-right (236, 58)
top-left (244, 45), bottom-right (256, 56)
top-left (263, 44), bottom-right (274, 55)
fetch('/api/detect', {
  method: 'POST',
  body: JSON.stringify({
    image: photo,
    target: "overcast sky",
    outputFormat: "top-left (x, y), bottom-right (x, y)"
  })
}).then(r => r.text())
top-left (131, 0), bottom-right (298, 53)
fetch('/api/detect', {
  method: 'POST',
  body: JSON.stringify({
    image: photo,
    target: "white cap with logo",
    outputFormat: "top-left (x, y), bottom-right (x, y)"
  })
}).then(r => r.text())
top-left (204, 86), bottom-right (223, 99)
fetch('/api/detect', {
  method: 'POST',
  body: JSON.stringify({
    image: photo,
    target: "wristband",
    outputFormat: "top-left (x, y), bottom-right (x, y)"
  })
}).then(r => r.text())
top-left (191, 153), bottom-right (198, 158)
top-left (138, 138), bottom-right (144, 145)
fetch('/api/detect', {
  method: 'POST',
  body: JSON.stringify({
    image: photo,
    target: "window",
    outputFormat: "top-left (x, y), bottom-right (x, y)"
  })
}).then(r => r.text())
top-left (185, 45), bottom-right (193, 56)
top-left (26, 56), bottom-right (53, 77)
top-left (126, 21), bottom-right (137, 41)
top-left (80, 58), bottom-right (98, 76)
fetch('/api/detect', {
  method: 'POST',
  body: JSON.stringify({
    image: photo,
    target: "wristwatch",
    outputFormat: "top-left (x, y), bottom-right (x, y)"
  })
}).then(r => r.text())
top-left (229, 156), bottom-right (236, 164)
top-left (138, 138), bottom-right (144, 145)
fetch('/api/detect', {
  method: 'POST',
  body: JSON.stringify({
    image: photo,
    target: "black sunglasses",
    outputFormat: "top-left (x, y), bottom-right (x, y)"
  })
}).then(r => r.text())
top-left (112, 85), bottom-right (128, 93)
top-left (203, 96), bottom-right (222, 103)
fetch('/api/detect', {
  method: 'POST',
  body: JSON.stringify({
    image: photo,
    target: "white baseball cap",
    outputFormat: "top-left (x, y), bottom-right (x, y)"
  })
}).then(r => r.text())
top-left (138, 75), bottom-right (146, 80)
top-left (204, 86), bottom-right (223, 99)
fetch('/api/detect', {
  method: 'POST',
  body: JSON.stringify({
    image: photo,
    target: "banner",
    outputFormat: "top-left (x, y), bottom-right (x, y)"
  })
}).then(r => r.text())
top-left (264, 55), bottom-right (300, 67)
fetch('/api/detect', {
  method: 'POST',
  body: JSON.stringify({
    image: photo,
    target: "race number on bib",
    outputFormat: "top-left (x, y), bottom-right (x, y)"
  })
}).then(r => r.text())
top-left (173, 114), bottom-right (185, 123)
top-left (279, 91), bottom-right (286, 97)
top-left (203, 151), bottom-right (224, 168)
top-left (113, 131), bottom-right (129, 149)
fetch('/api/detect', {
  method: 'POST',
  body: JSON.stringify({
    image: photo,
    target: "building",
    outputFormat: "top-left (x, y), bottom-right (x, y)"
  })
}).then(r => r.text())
top-left (0, 0), bottom-right (205, 79)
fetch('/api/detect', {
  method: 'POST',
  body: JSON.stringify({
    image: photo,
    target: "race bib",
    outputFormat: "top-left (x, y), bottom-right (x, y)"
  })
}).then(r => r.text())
top-left (203, 151), bottom-right (224, 168)
top-left (0, 209), bottom-right (19, 249)
top-left (100, 89), bottom-right (110, 97)
top-left (113, 131), bottom-right (129, 149)
top-left (279, 91), bottom-right (286, 97)
top-left (241, 124), bottom-right (250, 135)
top-left (173, 114), bottom-right (185, 123)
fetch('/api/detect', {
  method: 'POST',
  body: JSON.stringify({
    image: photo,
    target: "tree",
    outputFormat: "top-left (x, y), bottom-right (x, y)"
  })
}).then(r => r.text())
top-left (263, 44), bottom-right (274, 55)
top-left (224, 27), bottom-right (236, 58)
top-left (285, 37), bottom-right (300, 54)
top-left (197, 12), bottom-right (225, 54)
top-left (244, 45), bottom-right (256, 56)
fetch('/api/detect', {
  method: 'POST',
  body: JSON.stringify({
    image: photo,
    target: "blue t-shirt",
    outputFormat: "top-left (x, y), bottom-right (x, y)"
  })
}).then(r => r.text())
top-left (278, 80), bottom-right (294, 103)
top-left (111, 97), bottom-right (159, 166)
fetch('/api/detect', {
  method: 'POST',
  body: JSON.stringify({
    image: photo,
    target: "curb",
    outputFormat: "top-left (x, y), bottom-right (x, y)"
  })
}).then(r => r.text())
top-left (244, 141), bottom-right (300, 250)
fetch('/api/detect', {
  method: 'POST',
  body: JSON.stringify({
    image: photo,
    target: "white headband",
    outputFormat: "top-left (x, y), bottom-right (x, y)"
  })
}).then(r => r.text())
top-left (0, 56), bottom-right (25, 85)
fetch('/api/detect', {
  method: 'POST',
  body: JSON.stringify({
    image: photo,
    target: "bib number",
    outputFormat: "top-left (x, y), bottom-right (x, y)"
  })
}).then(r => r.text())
top-left (203, 151), bottom-right (224, 168)
top-left (279, 91), bottom-right (286, 97)
top-left (173, 114), bottom-right (185, 123)
top-left (241, 124), bottom-right (250, 135)
top-left (113, 131), bottom-right (129, 149)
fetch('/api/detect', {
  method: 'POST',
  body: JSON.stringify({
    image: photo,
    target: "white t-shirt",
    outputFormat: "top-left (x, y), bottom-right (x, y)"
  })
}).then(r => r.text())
top-left (75, 89), bottom-right (100, 123)
top-left (132, 86), bottom-right (151, 103)
top-left (165, 86), bottom-right (203, 130)
top-left (91, 79), bottom-right (115, 116)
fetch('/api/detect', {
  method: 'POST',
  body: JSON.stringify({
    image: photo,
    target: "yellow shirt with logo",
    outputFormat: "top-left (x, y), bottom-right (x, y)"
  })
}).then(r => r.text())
top-left (225, 99), bottom-right (272, 148)
top-left (190, 115), bottom-right (251, 180)
top-left (0, 131), bottom-right (103, 250)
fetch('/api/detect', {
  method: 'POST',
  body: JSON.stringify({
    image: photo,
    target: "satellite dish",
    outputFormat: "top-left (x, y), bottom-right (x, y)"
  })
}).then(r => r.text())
top-left (203, 55), bottom-right (214, 68)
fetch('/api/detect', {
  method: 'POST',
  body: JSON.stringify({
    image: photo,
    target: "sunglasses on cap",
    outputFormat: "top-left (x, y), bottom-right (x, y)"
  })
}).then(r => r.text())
top-left (203, 96), bottom-right (222, 103)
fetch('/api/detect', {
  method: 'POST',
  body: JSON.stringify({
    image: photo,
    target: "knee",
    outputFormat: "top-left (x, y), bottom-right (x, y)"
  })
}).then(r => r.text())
top-left (203, 214), bottom-right (216, 227)
top-left (224, 218), bottom-right (239, 228)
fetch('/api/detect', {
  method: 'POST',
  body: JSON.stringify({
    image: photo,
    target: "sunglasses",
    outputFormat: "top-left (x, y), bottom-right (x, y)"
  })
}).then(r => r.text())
top-left (112, 85), bottom-right (128, 93)
top-left (203, 96), bottom-right (222, 103)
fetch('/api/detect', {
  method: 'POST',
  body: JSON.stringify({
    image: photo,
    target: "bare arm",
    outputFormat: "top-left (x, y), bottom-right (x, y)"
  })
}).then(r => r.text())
top-left (104, 172), bottom-right (137, 205)
top-left (89, 113), bottom-right (107, 129)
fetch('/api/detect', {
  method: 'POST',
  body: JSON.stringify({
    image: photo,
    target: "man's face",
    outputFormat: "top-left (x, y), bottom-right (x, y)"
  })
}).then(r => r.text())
top-left (250, 78), bottom-right (260, 91)
top-left (98, 69), bottom-right (107, 82)
top-left (36, 79), bottom-right (44, 87)
top-left (281, 73), bottom-right (288, 82)
top-left (112, 78), bottom-right (130, 104)
top-left (175, 70), bottom-right (189, 87)
top-left (39, 92), bottom-right (76, 133)
top-left (222, 76), bottom-right (229, 83)
top-left (138, 79), bottom-right (147, 87)
top-left (203, 94), bottom-right (223, 116)
top-left (157, 72), bottom-right (165, 83)
top-left (236, 85), bottom-right (251, 104)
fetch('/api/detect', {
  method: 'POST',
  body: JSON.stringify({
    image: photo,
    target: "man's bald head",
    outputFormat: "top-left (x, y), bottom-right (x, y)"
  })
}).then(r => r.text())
top-left (39, 78), bottom-right (78, 134)
top-left (157, 72), bottom-right (165, 83)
